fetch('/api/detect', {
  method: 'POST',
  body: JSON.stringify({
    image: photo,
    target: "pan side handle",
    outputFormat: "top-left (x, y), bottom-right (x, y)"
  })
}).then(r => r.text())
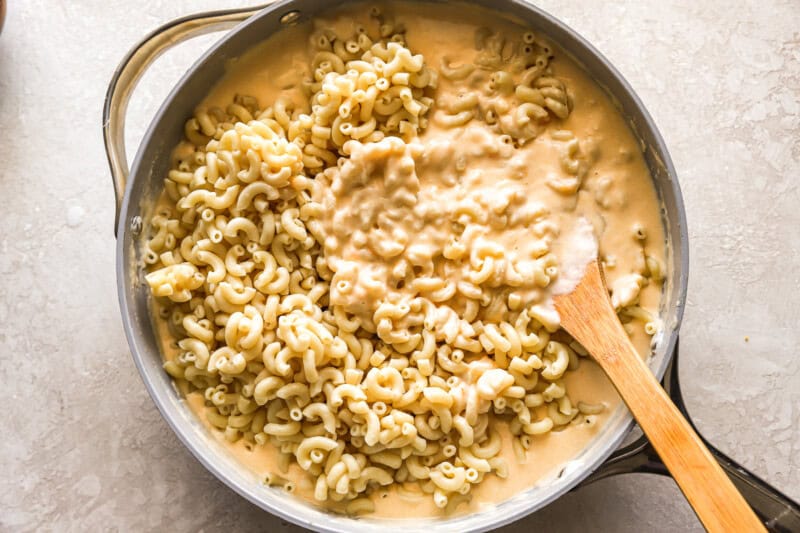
top-left (580, 342), bottom-right (800, 532)
top-left (102, 4), bottom-right (270, 235)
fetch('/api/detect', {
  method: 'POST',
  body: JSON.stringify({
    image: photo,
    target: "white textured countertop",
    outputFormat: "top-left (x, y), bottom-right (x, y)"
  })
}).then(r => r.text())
top-left (1, 1), bottom-right (798, 531)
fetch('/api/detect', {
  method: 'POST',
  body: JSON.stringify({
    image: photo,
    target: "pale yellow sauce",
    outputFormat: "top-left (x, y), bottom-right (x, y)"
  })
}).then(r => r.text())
top-left (154, 1), bottom-right (665, 519)
top-left (178, 356), bottom-right (619, 518)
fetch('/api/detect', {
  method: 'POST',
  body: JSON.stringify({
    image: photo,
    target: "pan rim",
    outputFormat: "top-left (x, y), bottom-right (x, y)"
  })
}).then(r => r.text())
top-left (115, 1), bottom-right (688, 531)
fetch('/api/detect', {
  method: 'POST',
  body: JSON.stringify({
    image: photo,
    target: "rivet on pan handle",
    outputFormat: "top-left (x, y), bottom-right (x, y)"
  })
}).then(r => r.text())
top-left (579, 341), bottom-right (800, 532)
top-left (102, 4), bottom-right (273, 236)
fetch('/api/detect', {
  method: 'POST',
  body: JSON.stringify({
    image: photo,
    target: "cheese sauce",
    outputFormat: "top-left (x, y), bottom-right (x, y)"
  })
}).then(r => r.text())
top-left (154, 1), bottom-right (666, 518)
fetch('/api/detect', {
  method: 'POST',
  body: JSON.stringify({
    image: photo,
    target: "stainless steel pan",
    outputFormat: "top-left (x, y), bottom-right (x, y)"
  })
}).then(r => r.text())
top-left (104, 1), bottom-right (800, 530)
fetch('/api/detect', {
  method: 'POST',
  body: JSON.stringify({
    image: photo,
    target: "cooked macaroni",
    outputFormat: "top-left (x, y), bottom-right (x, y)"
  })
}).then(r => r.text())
top-left (143, 2), bottom-right (666, 517)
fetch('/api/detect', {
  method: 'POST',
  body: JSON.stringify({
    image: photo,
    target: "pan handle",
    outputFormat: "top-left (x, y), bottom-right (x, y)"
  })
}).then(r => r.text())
top-left (102, 4), bottom-right (271, 235)
top-left (581, 344), bottom-right (800, 532)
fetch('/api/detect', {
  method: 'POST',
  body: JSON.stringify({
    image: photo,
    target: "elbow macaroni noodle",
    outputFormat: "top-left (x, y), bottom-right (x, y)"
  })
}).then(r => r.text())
top-left (144, 8), bottom-right (664, 515)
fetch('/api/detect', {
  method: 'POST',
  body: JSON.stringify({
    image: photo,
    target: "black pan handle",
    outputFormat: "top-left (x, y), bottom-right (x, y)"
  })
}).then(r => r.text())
top-left (703, 442), bottom-right (800, 532)
top-left (580, 343), bottom-right (800, 532)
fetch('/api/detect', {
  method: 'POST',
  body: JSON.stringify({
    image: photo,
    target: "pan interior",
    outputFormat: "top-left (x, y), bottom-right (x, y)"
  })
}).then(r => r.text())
top-left (116, 1), bottom-right (687, 531)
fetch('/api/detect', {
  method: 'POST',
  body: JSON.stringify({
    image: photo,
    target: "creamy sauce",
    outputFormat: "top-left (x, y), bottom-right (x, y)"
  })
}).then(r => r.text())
top-left (155, 1), bottom-right (666, 518)
top-left (178, 355), bottom-right (617, 517)
top-left (550, 217), bottom-right (599, 296)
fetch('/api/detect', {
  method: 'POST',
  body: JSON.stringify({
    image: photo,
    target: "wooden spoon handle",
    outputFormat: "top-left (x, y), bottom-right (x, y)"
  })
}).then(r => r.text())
top-left (601, 337), bottom-right (763, 532)
top-left (556, 261), bottom-right (764, 532)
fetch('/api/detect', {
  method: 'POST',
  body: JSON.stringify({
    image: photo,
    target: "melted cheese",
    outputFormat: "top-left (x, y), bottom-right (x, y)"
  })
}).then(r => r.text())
top-left (155, 1), bottom-right (666, 518)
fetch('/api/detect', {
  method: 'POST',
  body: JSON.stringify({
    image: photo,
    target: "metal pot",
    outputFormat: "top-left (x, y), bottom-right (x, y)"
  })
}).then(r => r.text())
top-left (103, 1), bottom-right (800, 531)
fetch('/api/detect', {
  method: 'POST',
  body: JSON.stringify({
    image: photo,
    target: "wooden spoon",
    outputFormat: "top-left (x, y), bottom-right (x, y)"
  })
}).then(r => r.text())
top-left (553, 259), bottom-right (765, 533)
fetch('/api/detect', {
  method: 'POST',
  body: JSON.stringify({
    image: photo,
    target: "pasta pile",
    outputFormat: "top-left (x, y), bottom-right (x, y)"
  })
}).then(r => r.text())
top-left (143, 10), bottom-right (662, 515)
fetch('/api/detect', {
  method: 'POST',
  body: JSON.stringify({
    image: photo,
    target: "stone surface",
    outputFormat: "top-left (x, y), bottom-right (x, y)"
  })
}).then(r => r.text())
top-left (0, 1), bottom-right (798, 531)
